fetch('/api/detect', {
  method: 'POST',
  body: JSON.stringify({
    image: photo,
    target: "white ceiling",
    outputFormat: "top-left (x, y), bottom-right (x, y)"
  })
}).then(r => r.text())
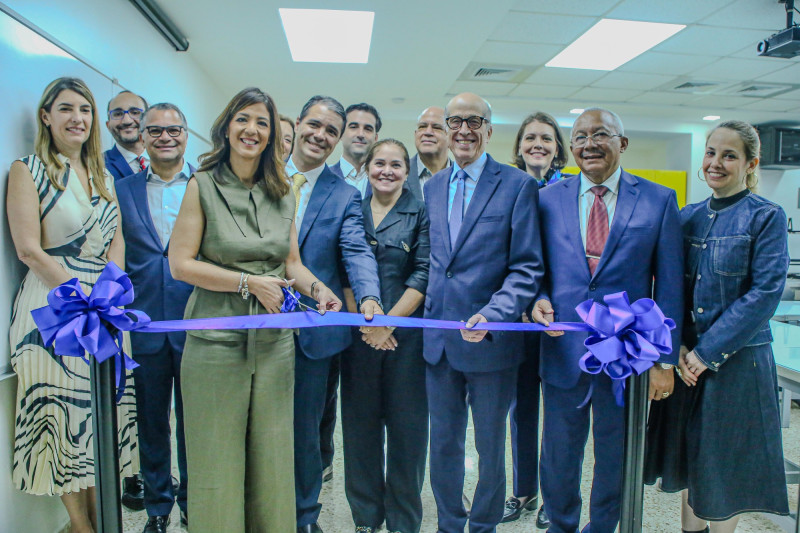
top-left (157, 0), bottom-right (800, 133)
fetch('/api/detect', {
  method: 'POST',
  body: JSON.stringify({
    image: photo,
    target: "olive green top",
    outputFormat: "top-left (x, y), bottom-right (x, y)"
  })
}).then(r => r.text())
top-left (183, 164), bottom-right (295, 342)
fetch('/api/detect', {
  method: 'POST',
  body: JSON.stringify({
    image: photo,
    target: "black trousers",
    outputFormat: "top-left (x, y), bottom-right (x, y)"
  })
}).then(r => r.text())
top-left (341, 329), bottom-right (428, 533)
top-left (320, 353), bottom-right (340, 469)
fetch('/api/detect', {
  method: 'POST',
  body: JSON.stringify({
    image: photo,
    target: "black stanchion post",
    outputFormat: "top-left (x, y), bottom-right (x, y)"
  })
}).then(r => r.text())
top-left (619, 371), bottom-right (648, 533)
top-left (89, 354), bottom-right (122, 533)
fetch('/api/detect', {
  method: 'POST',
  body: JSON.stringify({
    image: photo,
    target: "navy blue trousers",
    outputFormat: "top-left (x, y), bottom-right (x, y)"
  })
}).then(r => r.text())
top-left (540, 373), bottom-right (623, 533)
top-left (132, 341), bottom-right (187, 517)
top-left (509, 331), bottom-right (542, 499)
top-left (294, 338), bottom-right (336, 527)
top-left (427, 355), bottom-right (517, 533)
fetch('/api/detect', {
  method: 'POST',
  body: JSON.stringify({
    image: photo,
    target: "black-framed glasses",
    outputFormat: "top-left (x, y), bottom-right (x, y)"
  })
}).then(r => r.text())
top-left (445, 115), bottom-right (488, 130)
top-left (571, 132), bottom-right (622, 147)
top-left (144, 125), bottom-right (184, 138)
top-left (108, 107), bottom-right (144, 120)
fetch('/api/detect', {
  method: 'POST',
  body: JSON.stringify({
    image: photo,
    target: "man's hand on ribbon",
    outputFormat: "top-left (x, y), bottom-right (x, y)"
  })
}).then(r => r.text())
top-left (532, 299), bottom-right (564, 337)
top-left (360, 299), bottom-right (384, 320)
top-left (462, 313), bottom-right (488, 343)
top-left (251, 276), bottom-right (294, 313)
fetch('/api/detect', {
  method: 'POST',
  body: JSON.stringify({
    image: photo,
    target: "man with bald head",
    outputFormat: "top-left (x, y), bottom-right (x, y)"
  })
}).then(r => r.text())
top-left (532, 108), bottom-right (683, 533)
top-left (423, 93), bottom-right (544, 532)
top-left (406, 106), bottom-right (451, 200)
top-left (105, 90), bottom-right (149, 181)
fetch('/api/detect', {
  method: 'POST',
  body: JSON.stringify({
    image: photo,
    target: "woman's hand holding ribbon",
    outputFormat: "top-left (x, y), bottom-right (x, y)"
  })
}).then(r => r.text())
top-left (313, 282), bottom-right (341, 314)
top-left (251, 276), bottom-right (293, 314)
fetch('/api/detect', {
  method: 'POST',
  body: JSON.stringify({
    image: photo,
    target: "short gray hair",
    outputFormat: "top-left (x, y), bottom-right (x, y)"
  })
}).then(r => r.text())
top-left (582, 107), bottom-right (624, 135)
top-left (140, 102), bottom-right (188, 131)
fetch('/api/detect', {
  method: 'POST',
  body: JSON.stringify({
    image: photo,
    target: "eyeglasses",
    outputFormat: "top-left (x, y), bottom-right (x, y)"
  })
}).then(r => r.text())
top-left (571, 132), bottom-right (622, 147)
top-left (144, 125), bottom-right (184, 138)
top-left (445, 115), bottom-right (489, 130)
top-left (108, 107), bottom-right (144, 120)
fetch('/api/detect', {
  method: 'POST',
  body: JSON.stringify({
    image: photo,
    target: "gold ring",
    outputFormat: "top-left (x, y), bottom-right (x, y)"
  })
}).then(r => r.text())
top-left (662, 392), bottom-right (670, 398)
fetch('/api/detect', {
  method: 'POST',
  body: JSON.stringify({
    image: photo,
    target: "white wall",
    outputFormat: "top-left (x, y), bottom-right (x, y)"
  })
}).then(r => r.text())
top-left (0, 2), bottom-right (224, 532)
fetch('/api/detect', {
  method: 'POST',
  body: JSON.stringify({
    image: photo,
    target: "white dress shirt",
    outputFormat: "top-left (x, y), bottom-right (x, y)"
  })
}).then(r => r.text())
top-left (578, 166), bottom-right (622, 249)
top-left (116, 144), bottom-right (148, 174)
top-left (286, 156), bottom-right (325, 231)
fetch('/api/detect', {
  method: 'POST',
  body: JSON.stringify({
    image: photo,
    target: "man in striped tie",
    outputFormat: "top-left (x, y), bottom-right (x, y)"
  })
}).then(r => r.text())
top-left (104, 90), bottom-right (149, 181)
top-left (532, 108), bottom-right (684, 533)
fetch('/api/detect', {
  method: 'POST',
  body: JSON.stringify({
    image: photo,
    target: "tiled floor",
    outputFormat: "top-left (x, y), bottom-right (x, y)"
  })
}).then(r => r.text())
top-left (121, 400), bottom-right (799, 532)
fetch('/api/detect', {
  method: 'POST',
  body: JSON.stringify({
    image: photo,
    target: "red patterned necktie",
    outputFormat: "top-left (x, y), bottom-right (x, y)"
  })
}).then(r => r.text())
top-left (138, 156), bottom-right (146, 171)
top-left (585, 185), bottom-right (609, 276)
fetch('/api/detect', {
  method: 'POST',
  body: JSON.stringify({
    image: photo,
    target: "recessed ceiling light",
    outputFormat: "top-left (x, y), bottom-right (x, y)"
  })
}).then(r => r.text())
top-left (279, 8), bottom-right (374, 63)
top-left (546, 19), bottom-right (685, 71)
top-left (703, 115), bottom-right (721, 121)
top-left (570, 108), bottom-right (585, 114)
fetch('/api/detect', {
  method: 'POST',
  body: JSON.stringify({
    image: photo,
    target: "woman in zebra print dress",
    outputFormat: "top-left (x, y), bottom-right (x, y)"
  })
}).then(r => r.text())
top-left (6, 77), bottom-right (138, 532)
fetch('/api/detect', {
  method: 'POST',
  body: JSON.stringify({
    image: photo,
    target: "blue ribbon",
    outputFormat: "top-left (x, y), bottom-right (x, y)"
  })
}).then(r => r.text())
top-left (576, 292), bottom-right (675, 407)
top-left (30, 262), bottom-right (149, 402)
top-left (31, 264), bottom-right (675, 408)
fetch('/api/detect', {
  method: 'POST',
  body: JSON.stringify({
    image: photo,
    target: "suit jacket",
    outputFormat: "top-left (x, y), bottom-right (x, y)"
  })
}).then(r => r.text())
top-left (422, 154), bottom-right (544, 373)
top-left (104, 145), bottom-right (136, 181)
top-left (406, 154), bottom-right (452, 202)
top-left (297, 164), bottom-right (380, 359)
top-left (537, 170), bottom-right (684, 389)
top-left (115, 166), bottom-right (196, 355)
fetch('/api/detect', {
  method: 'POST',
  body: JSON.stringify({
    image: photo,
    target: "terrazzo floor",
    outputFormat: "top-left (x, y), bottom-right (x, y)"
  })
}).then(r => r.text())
top-left (119, 399), bottom-right (799, 533)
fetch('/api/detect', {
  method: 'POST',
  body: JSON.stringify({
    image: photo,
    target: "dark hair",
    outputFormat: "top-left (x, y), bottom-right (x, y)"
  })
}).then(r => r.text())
top-left (298, 95), bottom-right (346, 136)
top-left (707, 120), bottom-right (761, 192)
top-left (364, 138), bottom-right (410, 174)
top-left (279, 114), bottom-right (295, 136)
top-left (140, 102), bottom-right (187, 131)
top-left (107, 90), bottom-right (148, 114)
top-left (512, 112), bottom-right (568, 172)
top-left (345, 103), bottom-right (382, 133)
top-left (198, 87), bottom-right (289, 201)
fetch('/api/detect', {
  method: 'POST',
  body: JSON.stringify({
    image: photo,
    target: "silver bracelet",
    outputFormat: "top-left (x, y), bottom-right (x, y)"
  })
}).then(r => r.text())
top-left (241, 273), bottom-right (250, 300)
top-left (237, 271), bottom-right (245, 293)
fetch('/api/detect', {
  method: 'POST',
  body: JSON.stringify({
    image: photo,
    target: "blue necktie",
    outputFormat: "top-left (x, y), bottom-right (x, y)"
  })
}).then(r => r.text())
top-left (449, 170), bottom-right (467, 249)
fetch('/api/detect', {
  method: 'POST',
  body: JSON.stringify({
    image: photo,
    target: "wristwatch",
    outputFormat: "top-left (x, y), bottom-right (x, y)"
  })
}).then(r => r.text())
top-left (657, 363), bottom-right (674, 370)
top-left (359, 295), bottom-right (384, 311)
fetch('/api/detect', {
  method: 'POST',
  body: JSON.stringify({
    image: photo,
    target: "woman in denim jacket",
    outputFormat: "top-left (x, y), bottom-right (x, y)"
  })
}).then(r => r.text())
top-left (645, 120), bottom-right (790, 532)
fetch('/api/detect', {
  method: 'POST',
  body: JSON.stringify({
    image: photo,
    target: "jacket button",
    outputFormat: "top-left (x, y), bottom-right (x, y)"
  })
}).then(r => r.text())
top-left (697, 274), bottom-right (701, 280)
top-left (697, 307), bottom-right (704, 314)
top-left (702, 243), bottom-right (707, 249)
top-left (722, 353), bottom-right (729, 359)
top-left (446, 271), bottom-right (453, 278)
top-left (589, 284), bottom-right (596, 291)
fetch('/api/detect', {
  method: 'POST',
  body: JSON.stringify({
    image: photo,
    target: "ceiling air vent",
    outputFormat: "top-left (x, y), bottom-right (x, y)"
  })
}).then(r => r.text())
top-left (721, 82), bottom-right (797, 98)
top-left (458, 62), bottom-right (532, 83)
top-left (671, 80), bottom-right (721, 94)
top-left (474, 67), bottom-right (515, 78)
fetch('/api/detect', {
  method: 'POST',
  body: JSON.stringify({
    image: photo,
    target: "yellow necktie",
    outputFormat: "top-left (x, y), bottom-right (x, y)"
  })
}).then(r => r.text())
top-left (292, 173), bottom-right (307, 219)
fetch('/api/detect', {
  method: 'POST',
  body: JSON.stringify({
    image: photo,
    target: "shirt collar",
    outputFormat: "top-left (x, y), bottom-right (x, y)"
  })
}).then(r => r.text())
top-left (416, 154), bottom-right (451, 178)
top-left (147, 160), bottom-right (191, 184)
top-left (579, 166), bottom-right (622, 196)
top-left (286, 156), bottom-right (324, 186)
top-left (338, 157), bottom-right (361, 179)
top-left (450, 152), bottom-right (487, 182)
top-left (116, 144), bottom-right (144, 164)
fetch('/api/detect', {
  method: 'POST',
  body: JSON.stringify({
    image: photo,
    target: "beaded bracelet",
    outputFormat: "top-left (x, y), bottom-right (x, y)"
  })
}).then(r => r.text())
top-left (241, 273), bottom-right (250, 300)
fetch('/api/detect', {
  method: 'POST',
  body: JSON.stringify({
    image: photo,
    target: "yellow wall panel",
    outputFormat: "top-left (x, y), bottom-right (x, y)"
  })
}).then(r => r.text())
top-left (561, 167), bottom-right (687, 208)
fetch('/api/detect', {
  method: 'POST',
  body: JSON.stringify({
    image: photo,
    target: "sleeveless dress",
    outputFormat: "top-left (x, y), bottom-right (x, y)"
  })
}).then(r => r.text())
top-left (9, 154), bottom-right (139, 496)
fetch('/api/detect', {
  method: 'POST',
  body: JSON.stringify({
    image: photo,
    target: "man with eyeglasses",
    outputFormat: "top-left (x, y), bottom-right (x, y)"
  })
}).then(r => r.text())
top-left (115, 103), bottom-right (196, 533)
top-left (422, 92), bottom-right (543, 532)
top-left (406, 106), bottom-right (451, 201)
top-left (104, 90), bottom-right (149, 181)
top-left (531, 108), bottom-right (683, 533)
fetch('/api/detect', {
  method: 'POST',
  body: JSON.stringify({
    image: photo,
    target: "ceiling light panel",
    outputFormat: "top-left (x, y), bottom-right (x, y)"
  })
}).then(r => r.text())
top-left (546, 19), bottom-right (685, 71)
top-left (279, 8), bottom-right (374, 63)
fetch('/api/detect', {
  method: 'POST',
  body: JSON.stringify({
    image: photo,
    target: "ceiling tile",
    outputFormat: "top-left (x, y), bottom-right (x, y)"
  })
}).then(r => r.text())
top-left (687, 94), bottom-right (764, 109)
top-left (628, 91), bottom-right (702, 105)
top-left (489, 12), bottom-right (596, 45)
top-left (473, 41), bottom-right (563, 67)
top-left (687, 57), bottom-right (790, 81)
top-left (509, 84), bottom-right (581, 99)
top-left (525, 66), bottom-right (609, 85)
top-left (511, 0), bottom-right (619, 16)
top-left (570, 86), bottom-right (644, 103)
top-left (607, 0), bottom-right (731, 24)
top-left (773, 88), bottom-right (800, 101)
top-left (758, 63), bottom-right (800, 84)
top-left (697, 0), bottom-right (788, 31)
top-left (740, 98), bottom-right (800, 112)
top-left (448, 80), bottom-right (517, 97)
top-left (618, 52), bottom-right (718, 75)
top-left (591, 71), bottom-right (677, 90)
top-left (653, 26), bottom-right (768, 57)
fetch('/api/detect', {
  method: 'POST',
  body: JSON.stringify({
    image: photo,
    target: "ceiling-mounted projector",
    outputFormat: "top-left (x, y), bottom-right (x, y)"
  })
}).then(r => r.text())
top-left (757, 0), bottom-right (800, 58)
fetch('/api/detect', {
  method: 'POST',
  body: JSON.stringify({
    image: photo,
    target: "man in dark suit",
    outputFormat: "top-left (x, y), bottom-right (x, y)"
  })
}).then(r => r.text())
top-left (286, 95), bottom-right (382, 533)
top-left (423, 92), bottom-right (544, 533)
top-left (104, 90), bottom-right (149, 181)
top-left (407, 106), bottom-right (451, 201)
top-left (116, 103), bottom-right (196, 533)
top-left (532, 108), bottom-right (683, 533)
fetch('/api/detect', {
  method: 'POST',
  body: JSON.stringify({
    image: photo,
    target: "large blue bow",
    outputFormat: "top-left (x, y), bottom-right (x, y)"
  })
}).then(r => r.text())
top-left (30, 262), bottom-right (150, 401)
top-left (576, 291), bottom-right (675, 407)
